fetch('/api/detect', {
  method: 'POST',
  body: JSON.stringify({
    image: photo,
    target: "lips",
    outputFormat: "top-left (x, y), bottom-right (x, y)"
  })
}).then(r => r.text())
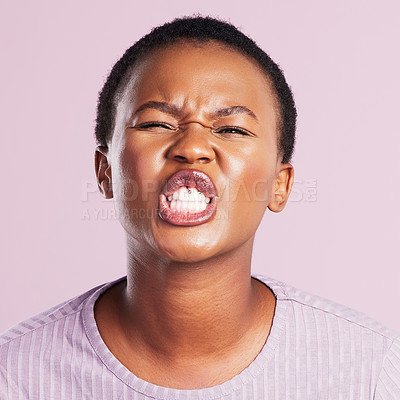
top-left (158, 169), bottom-right (218, 226)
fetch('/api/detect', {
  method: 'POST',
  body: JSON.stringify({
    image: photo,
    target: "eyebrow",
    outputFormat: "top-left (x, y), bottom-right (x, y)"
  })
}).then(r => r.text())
top-left (134, 101), bottom-right (258, 121)
top-left (134, 101), bottom-right (182, 117)
top-left (213, 105), bottom-right (258, 121)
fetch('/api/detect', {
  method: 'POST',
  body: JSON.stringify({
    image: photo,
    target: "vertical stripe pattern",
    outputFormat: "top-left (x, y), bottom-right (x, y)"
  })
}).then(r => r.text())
top-left (1, 276), bottom-right (399, 399)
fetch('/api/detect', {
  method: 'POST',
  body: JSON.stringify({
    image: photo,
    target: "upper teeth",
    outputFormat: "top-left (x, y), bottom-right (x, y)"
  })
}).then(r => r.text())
top-left (167, 186), bottom-right (211, 212)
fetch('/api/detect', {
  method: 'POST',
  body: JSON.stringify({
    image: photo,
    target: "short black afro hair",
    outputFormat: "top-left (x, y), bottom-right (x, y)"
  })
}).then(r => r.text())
top-left (95, 16), bottom-right (296, 163)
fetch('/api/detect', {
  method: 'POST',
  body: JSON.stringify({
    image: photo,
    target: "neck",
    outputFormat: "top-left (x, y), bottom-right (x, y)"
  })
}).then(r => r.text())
top-left (113, 235), bottom-right (272, 361)
top-left (95, 234), bottom-right (276, 383)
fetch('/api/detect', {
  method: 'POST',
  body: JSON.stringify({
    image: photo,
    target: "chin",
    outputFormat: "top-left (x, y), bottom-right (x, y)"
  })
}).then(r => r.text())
top-left (155, 235), bottom-right (220, 264)
top-left (162, 251), bottom-right (212, 264)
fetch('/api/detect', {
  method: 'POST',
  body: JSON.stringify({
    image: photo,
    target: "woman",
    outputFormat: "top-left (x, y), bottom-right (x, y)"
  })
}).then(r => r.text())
top-left (1, 16), bottom-right (399, 399)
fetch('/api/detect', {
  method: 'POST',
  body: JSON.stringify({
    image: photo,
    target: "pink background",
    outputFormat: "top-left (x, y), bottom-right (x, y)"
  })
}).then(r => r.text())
top-left (1, 1), bottom-right (399, 333)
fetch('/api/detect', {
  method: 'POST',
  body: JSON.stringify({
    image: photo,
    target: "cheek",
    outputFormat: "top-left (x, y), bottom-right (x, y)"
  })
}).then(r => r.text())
top-left (221, 147), bottom-right (275, 204)
top-left (218, 147), bottom-right (276, 232)
top-left (111, 143), bottom-right (162, 243)
top-left (114, 142), bottom-right (162, 206)
top-left (240, 170), bottom-right (273, 218)
top-left (245, 163), bottom-right (276, 203)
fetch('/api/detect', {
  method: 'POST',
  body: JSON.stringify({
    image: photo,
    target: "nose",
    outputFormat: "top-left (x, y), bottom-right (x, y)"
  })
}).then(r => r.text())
top-left (167, 123), bottom-right (216, 164)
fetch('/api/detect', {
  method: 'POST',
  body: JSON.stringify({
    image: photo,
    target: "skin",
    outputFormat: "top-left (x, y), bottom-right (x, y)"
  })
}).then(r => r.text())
top-left (94, 40), bottom-right (294, 389)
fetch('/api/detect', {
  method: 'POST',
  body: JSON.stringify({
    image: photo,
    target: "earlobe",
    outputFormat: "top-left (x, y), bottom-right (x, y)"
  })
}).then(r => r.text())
top-left (268, 163), bottom-right (294, 213)
top-left (95, 146), bottom-right (113, 199)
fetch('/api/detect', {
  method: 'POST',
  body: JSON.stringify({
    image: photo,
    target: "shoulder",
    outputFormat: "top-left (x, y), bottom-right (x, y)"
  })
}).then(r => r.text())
top-left (255, 274), bottom-right (399, 342)
top-left (255, 275), bottom-right (400, 397)
top-left (0, 278), bottom-right (126, 399)
top-left (0, 284), bottom-right (100, 347)
top-left (0, 278), bottom-right (125, 348)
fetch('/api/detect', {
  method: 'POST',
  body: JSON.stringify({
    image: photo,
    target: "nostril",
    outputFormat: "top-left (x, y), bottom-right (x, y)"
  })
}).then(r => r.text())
top-left (172, 155), bottom-right (211, 164)
top-left (173, 155), bottom-right (187, 162)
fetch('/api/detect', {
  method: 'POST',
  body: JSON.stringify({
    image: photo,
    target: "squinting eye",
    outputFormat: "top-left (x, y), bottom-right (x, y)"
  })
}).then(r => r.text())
top-left (214, 126), bottom-right (251, 136)
top-left (135, 122), bottom-right (176, 131)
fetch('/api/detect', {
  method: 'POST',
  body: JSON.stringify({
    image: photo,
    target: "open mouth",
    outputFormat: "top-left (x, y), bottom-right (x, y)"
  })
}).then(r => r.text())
top-left (158, 169), bottom-right (218, 226)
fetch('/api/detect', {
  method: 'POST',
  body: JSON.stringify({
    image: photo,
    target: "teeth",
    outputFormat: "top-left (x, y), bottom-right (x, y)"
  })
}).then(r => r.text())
top-left (166, 185), bottom-right (211, 213)
top-left (178, 188), bottom-right (188, 201)
top-left (188, 190), bottom-right (196, 202)
top-left (168, 199), bottom-right (208, 212)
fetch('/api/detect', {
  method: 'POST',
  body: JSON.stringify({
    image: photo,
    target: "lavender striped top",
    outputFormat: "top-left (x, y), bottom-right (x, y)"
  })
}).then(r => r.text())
top-left (1, 275), bottom-right (399, 399)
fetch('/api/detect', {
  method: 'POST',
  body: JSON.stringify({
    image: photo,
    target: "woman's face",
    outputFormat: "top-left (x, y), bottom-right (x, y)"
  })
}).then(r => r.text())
top-left (99, 41), bottom-right (293, 263)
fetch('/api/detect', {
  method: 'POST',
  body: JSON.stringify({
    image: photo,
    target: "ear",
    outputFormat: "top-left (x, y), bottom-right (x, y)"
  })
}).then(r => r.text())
top-left (95, 146), bottom-right (113, 199)
top-left (268, 163), bottom-right (294, 213)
